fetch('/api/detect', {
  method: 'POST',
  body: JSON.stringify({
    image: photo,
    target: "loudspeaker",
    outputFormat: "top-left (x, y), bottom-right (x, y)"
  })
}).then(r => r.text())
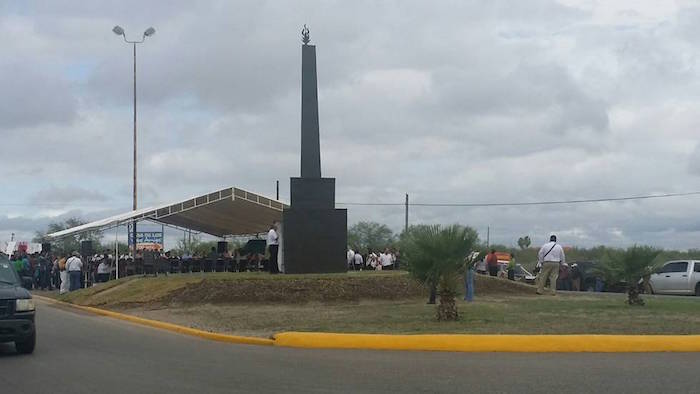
top-left (217, 241), bottom-right (228, 254)
top-left (41, 243), bottom-right (51, 254)
top-left (81, 240), bottom-right (93, 256)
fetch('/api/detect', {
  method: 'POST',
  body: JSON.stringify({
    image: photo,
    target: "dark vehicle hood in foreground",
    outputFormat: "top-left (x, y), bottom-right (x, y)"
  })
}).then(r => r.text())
top-left (0, 284), bottom-right (31, 299)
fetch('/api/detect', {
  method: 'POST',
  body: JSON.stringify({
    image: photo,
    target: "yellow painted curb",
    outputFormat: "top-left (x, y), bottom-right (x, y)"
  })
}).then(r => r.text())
top-left (33, 295), bottom-right (273, 347)
top-left (274, 332), bottom-right (700, 352)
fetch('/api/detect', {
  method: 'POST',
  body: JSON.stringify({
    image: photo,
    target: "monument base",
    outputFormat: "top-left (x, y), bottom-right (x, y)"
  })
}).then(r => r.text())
top-left (282, 208), bottom-right (347, 274)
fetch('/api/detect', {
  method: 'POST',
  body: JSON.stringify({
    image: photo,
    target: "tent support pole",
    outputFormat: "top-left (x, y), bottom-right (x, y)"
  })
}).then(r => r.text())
top-left (115, 224), bottom-right (119, 279)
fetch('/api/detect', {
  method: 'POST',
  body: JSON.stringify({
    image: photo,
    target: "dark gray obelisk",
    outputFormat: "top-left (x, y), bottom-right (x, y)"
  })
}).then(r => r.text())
top-left (300, 35), bottom-right (321, 178)
top-left (282, 26), bottom-right (347, 274)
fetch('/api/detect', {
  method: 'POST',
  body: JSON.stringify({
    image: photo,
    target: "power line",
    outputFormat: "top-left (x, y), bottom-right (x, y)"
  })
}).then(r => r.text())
top-left (337, 191), bottom-right (700, 207)
top-left (3, 191), bottom-right (700, 209)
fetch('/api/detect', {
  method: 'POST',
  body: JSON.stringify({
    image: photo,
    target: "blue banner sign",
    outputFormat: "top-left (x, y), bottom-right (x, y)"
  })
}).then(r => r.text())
top-left (128, 231), bottom-right (164, 245)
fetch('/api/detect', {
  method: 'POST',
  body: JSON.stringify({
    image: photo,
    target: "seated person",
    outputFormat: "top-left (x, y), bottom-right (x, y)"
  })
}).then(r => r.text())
top-left (247, 252), bottom-right (264, 271)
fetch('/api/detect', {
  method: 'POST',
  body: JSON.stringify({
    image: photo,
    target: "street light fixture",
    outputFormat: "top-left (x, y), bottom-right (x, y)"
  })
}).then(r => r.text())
top-left (112, 25), bottom-right (155, 260)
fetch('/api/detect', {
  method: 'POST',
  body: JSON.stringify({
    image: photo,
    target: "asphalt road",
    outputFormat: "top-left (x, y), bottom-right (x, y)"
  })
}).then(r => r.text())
top-left (1, 300), bottom-right (699, 394)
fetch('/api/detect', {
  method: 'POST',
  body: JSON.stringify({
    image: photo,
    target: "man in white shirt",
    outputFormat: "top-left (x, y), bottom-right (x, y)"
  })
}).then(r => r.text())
top-left (379, 248), bottom-right (395, 270)
top-left (353, 252), bottom-right (364, 271)
top-left (266, 222), bottom-right (280, 274)
top-left (66, 252), bottom-right (83, 292)
top-left (347, 248), bottom-right (355, 270)
top-left (536, 235), bottom-right (565, 295)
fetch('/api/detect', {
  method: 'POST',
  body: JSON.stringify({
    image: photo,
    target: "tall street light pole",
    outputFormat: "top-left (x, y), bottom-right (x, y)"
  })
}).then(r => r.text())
top-left (112, 25), bottom-right (155, 258)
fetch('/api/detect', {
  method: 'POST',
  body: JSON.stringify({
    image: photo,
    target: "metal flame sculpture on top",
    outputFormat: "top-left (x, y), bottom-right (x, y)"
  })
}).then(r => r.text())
top-left (301, 24), bottom-right (310, 45)
top-left (282, 25), bottom-right (348, 274)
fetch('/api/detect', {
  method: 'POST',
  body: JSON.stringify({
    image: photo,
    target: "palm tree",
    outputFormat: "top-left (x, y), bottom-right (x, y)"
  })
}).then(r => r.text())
top-left (595, 245), bottom-right (661, 306)
top-left (402, 224), bottom-right (479, 321)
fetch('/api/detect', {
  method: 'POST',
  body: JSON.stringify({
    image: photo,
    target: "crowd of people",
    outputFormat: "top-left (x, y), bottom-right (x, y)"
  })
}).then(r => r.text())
top-left (4, 243), bottom-right (283, 294)
top-left (7, 231), bottom-right (589, 299)
top-left (463, 234), bottom-right (588, 297)
top-left (88, 247), bottom-right (279, 279)
top-left (7, 251), bottom-right (54, 290)
top-left (346, 248), bottom-right (399, 271)
top-left (6, 251), bottom-right (88, 294)
top-left (474, 250), bottom-right (516, 278)
top-left (8, 244), bottom-right (398, 294)
top-left (535, 260), bottom-right (583, 292)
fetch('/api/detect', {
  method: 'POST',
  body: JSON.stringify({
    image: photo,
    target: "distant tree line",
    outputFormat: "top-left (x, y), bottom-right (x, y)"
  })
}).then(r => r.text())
top-left (32, 218), bottom-right (102, 256)
top-left (347, 221), bottom-right (397, 252)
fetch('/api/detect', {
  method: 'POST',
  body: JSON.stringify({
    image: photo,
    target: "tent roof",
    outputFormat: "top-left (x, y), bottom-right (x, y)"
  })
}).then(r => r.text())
top-left (48, 187), bottom-right (286, 239)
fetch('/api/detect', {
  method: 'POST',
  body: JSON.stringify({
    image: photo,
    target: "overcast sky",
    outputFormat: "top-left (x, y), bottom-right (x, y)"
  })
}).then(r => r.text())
top-left (2, 0), bottom-right (700, 250)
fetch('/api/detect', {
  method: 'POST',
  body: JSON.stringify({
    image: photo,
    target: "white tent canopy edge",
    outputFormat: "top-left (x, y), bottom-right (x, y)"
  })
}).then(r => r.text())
top-left (47, 186), bottom-right (286, 239)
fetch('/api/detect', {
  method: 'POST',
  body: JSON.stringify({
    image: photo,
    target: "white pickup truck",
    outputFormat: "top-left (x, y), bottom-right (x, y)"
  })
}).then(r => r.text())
top-left (648, 260), bottom-right (700, 296)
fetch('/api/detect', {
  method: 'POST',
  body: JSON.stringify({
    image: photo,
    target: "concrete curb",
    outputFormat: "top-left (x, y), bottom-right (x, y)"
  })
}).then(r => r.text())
top-left (273, 332), bottom-right (700, 353)
top-left (33, 295), bottom-right (273, 347)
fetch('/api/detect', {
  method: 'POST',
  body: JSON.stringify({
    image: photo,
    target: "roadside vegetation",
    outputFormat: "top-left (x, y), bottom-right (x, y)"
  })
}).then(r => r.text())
top-left (401, 224), bottom-right (479, 321)
top-left (594, 245), bottom-right (662, 306)
top-left (45, 271), bottom-right (700, 338)
top-left (117, 293), bottom-right (700, 338)
top-left (34, 219), bottom-right (700, 336)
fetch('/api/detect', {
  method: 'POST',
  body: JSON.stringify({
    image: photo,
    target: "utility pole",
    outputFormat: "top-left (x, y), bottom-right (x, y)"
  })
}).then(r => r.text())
top-left (115, 226), bottom-right (119, 279)
top-left (276, 180), bottom-right (280, 201)
top-left (486, 226), bottom-right (490, 248)
top-left (132, 40), bottom-right (137, 258)
top-left (404, 193), bottom-right (409, 234)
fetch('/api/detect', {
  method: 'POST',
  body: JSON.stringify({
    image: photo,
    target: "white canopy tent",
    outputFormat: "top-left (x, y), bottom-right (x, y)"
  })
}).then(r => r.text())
top-left (48, 186), bottom-right (286, 239)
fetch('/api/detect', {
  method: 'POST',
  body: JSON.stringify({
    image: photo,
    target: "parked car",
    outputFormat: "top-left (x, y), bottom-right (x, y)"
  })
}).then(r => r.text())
top-left (0, 256), bottom-right (36, 354)
top-left (648, 260), bottom-right (700, 296)
top-left (529, 261), bottom-right (626, 292)
top-left (513, 264), bottom-right (536, 284)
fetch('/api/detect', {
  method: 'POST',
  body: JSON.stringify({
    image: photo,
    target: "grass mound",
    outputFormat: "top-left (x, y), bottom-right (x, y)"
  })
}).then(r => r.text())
top-left (48, 273), bottom-right (700, 337)
top-left (168, 275), bottom-right (424, 304)
top-left (126, 294), bottom-right (700, 337)
top-left (57, 271), bottom-right (534, 308)
top-left (471, 274), bottom-right (535, 294)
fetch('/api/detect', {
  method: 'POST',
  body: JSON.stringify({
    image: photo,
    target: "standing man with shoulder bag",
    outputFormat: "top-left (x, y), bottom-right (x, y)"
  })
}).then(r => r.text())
top-left (536, 235), bottom-right (565, 296)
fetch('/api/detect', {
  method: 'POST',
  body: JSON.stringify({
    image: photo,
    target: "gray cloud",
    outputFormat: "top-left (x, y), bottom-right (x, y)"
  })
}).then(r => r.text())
top-left (0, 209), bottom-right (109, 244)
top-left (0, 62), bottom-right (77, 129)
top-left (30, 186), bottom-right (110, 206)
top-left (689, 143), bottom-right (700, 175)
top-left (1, 1), bottom-right (700, 250)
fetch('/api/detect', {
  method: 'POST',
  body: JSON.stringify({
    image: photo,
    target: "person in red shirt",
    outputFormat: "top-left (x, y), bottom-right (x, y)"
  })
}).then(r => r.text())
top-left (486, 249), bottom-right (499, 277)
